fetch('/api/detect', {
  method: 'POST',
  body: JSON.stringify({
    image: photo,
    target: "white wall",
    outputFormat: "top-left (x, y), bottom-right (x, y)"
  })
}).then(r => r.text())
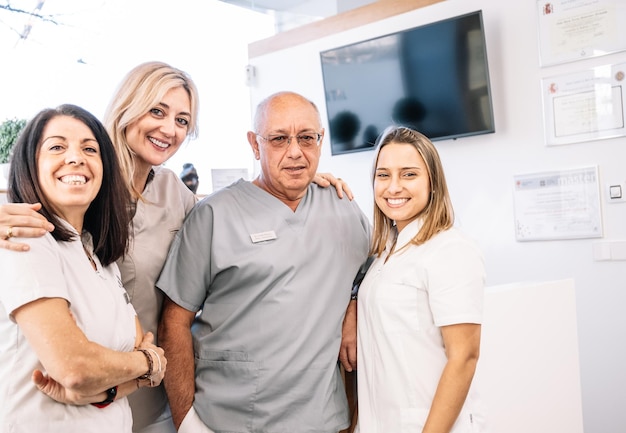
top-left (247, 1), bottom-right (626, 432)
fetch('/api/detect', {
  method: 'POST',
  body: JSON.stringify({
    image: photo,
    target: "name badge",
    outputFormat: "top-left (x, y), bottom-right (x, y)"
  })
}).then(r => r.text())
top-left (250, 230), bottom-right (277, 243)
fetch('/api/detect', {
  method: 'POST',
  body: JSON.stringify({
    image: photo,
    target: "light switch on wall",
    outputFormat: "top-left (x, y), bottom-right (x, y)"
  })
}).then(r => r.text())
top-left (606, 181), bottom-right (626, 203)
top-left (593, 240), bottom-right (626, 261)
top-left (609, 185), bottom-right (622, 198)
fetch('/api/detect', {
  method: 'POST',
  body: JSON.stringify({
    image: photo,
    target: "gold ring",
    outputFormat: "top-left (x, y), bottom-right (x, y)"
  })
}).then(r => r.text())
top-left (6, 226), bottom-right (13, 239)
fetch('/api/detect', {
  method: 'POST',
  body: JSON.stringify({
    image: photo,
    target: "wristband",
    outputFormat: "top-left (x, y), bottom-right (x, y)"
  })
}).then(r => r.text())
top-left (91, 386), bottom-right (117, 408)
top-left (136, 348), bottom-right (154, 380)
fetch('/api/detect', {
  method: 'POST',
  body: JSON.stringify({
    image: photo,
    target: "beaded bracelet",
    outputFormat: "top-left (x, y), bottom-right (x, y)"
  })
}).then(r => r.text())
top-left (136, 348), bottom-right (153, 381)
top-left (145, 348), bottom-right (162, 374)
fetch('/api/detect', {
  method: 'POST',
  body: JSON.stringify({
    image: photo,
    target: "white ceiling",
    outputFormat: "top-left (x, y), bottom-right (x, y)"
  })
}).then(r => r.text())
top-left (219, 0), bottom-right (335, 16)
top-left (219, 0), bottom-right (377, 32)
top-left (220, 0), bottom-right (322, 12)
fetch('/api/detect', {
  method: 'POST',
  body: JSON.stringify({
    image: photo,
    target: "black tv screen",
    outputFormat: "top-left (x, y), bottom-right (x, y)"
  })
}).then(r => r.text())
top-left (320, 10), bottom-right (495, 155)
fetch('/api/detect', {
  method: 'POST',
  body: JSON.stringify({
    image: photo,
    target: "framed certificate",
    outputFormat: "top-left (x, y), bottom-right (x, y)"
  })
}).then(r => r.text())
top-left (537, 0), bottom-right (626, 66)
top-left (513, 166), bottom-right (603, 241)
top-left (541, 62), bottom-right (626, 146)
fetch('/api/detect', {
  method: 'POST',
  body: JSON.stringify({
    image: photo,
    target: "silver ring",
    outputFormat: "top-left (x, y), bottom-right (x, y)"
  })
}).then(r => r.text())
top-left (6, 226), bottom-right (13, 239)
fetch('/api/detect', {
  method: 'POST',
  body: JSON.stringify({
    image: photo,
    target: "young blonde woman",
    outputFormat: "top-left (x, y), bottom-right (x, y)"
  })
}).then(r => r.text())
top-left (355, 126), bottom-right (486, 433)
top-left (0, 104), bottom-right (166, 433)
top-left (0, 62), bottom-right (351, 433)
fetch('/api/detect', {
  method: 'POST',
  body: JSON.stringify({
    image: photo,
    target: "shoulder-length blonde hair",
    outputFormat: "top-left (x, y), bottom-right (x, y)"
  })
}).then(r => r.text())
top-left (103, 61), bottom-right (200, 198)
top-left (369, 126), bottom-right (454, 257)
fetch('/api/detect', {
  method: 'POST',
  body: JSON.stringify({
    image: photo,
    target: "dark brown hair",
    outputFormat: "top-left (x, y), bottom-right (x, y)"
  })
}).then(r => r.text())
top-left (8, 104), bottom-right (131, 266)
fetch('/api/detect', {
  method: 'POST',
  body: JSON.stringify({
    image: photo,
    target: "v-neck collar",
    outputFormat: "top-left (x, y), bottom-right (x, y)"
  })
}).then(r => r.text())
top-left (388, 218), bottom-right (424, 254)
top-left (238, 180), bottom-right (312, 231)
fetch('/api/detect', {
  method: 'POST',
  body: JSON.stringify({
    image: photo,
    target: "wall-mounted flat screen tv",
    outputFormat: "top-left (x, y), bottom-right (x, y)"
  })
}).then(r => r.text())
top-left (320, 10), bottom-right (495, 156)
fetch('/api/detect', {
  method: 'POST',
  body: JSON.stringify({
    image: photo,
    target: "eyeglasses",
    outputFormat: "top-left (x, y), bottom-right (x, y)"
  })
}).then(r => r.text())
top-left (255, 132), bottom-right (322, 150)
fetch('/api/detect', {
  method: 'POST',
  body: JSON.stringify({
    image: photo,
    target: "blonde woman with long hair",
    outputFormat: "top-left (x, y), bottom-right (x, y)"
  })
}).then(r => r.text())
top-left (356, 126), bottom-right (487, 433)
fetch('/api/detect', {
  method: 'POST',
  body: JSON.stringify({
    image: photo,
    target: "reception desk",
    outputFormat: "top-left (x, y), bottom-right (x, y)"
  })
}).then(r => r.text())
top-left (476, 279), bottom-right (584, 432)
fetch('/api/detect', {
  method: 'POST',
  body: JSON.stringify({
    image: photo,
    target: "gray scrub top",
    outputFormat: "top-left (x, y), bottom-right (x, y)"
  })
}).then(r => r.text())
top-left (157, 179), bottom-right (370, 433)
top-left (119, 166), bottom-right (197, 431)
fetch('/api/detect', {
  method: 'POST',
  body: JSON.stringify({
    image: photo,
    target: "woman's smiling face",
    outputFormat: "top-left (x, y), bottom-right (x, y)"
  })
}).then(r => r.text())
top-left (124, 86), bottom-right (191, 168)
top-left (37, 115), bottom-right (103, 223)
top-left (374, 142), bottom-right (431, 232)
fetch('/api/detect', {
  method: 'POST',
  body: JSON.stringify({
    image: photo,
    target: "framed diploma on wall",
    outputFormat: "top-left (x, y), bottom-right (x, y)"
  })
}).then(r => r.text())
top-left (537, 0), bottom-right (626, 67)
top-left (541, 62), bottom-right (626, 146)
top-left (513, 166), bottom-right (602, 241)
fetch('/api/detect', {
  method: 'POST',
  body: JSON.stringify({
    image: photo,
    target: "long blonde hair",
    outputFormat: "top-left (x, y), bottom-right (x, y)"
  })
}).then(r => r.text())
top-left (369, 126), bottom-right (454, 257)
top-left (103, 61), bottom-right (200, 198)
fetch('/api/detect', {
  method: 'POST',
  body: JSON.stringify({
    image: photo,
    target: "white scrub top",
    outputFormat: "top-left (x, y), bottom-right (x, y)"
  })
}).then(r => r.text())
top-left (0, 227), bottom-right (137, 433)
top-left (356, 219), bottom-right (487, 433)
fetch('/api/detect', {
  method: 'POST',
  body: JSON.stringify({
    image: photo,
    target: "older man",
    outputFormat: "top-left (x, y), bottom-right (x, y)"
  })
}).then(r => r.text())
top-left (157, 91), bottom-right (370, 433)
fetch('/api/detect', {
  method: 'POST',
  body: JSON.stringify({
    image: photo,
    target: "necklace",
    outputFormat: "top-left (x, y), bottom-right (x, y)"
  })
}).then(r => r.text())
top-left (83, 244), bottom-right (97, 271)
